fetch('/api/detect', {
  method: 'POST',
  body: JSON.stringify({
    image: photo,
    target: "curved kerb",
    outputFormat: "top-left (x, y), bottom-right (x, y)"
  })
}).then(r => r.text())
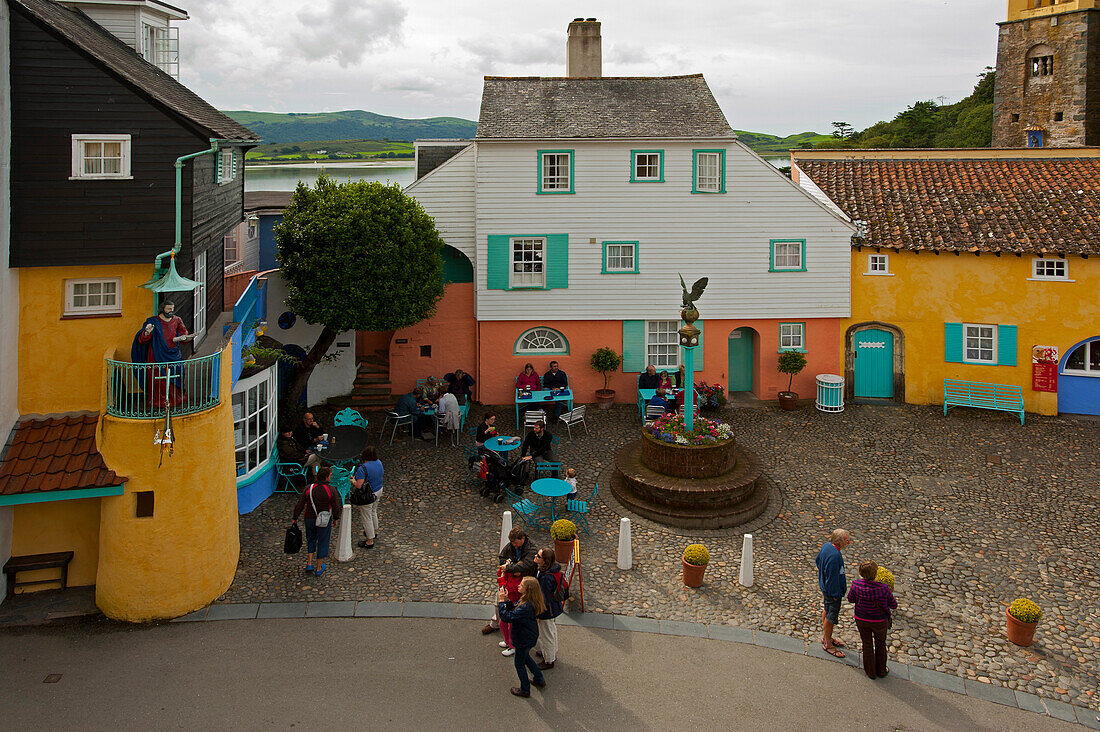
top-left (174, 602), bottom-right (1098, 728)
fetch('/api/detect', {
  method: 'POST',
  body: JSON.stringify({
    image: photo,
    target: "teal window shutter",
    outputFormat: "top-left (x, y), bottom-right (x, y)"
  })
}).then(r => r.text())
top-left (231, 149), bottom-right (238, 180)
top-left (546, 234), bottom-right (569, 289)
top-left (944, 323), bottom-right (963, 363)
top-left (622, 320), bottom-right (645, 372)
top-left (998, 325), bottom-right (1017, 366)
top-left (486, 235), bottom-right (509, 290)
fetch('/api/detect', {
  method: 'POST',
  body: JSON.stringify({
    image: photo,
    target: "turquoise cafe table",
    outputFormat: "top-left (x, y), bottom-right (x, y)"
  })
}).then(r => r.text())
top-left (515, 389), bottom-right (573, 427)
top-left (531, 477), bottom-right (573, 524)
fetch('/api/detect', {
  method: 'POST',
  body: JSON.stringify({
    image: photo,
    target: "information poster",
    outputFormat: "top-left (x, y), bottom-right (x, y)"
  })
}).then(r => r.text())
top-left (1031, 345), bottom-right (1059, 393)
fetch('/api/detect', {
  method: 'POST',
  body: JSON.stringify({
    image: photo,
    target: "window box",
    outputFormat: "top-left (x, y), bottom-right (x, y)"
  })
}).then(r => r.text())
top-left (537, 150), bottom-right (574, 194)
top-left (630, 150), bottom-right (664, 182)
top-left (770, 239), bottom-right (806, 272)
top-left (64, 277), bottom-right (121, 316)
top-left (602, 241), bottom-right (639, 274)
top-left (692, 150), bottom-right (725, 193)
top-left (71, 134), bottom-right (131, 180)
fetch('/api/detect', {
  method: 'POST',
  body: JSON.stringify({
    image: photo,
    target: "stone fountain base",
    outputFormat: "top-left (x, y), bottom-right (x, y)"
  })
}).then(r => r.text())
top-left (611, 434), bottom-right (768, 529)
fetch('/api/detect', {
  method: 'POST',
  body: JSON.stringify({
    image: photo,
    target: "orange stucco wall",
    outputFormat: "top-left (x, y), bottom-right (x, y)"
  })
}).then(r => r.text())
top-left (471, 318), bottom-right (844, 406)
top-left (389, 283), bottom-right (476, 396)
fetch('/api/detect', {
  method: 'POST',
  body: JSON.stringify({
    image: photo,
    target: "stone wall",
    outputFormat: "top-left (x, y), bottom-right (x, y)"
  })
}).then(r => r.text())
top-left (992, 10), bottom-right (1100, 147)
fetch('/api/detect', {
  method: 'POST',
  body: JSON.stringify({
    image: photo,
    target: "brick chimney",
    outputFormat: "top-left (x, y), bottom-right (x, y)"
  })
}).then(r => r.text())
top-left (566, 18), bottom-right (601, 78)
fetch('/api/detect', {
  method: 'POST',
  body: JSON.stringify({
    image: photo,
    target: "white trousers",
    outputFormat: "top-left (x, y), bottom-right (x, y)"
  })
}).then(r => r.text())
top-left (356, 488), bottom-right (382, 540)
top-left (535, 618), bottom-right (558, 663)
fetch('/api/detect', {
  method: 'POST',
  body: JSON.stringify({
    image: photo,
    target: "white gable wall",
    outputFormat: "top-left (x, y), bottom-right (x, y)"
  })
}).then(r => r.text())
top-left (406, 144), bottom-right (476, 263)
top-left (472, 139), bottom-right (853, 321)
top-left (76, 4), bottom-right (140, 49)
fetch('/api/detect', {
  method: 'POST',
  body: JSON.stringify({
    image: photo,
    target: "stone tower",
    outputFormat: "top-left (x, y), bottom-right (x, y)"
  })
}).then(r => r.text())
top-left (992, 0), bottom-right (1100, 147)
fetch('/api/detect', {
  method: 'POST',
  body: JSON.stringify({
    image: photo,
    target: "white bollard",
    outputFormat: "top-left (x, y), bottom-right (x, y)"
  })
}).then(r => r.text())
top-left (617, 517), bottom-right (633, 570)
top-left (739, 533), bottom-right (754, 587)
top-left (336, 503), bottom-right (354, 562)
top-left (500, 511), bottom-right (513, 551)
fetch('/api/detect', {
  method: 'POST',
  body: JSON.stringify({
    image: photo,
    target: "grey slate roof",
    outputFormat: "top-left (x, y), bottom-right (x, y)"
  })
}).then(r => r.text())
top-left (476, 74), bottom-right (734, 140)
top-left (13, 0), bottom-right (260, 142)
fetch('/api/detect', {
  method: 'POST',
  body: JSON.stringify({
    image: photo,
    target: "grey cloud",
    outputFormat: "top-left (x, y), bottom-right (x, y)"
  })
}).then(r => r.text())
top-left (294, 0), bottom-right (407, 66)
top-left (458, 31), bottom-right (561, 73)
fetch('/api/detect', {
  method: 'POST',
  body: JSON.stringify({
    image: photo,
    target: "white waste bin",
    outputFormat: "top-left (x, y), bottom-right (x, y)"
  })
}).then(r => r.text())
top-left (815, 374), bottom-right (845, 413)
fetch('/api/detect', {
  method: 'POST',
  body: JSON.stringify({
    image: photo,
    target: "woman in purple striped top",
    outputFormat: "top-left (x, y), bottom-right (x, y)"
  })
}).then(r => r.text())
top-left (846, 561), bottom-right (898, 679)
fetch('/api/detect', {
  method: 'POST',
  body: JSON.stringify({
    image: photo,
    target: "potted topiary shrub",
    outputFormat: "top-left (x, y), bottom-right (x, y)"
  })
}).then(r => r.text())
top-left (682, 543), bottom-right (710, 587)
top-left (550, 519), bottom-right (577, 563)
top-left (1006, 598), bottom-right (1042, 646)
top-left (776, 350), bottom-right (807, 411)
top-left (590, 347), bottom-right (623, 409)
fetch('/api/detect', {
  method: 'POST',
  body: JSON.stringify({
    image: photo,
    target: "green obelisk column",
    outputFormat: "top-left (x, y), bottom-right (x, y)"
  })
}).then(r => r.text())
top-left (678, 311), bottom-right (701, 431)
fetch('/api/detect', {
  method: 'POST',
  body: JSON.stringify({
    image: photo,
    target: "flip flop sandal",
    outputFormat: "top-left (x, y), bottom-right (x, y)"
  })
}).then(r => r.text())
top-left (823, 645), bottom-right (845, 658)
top-left (833, 639), bottom-right (846, 648)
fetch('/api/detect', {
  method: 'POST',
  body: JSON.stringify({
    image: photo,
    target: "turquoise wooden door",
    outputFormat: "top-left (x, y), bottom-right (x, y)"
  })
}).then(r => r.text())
top-left (854, 329), bottom-right (894, 398)
top-left (728, 328), bottom-right (754, 392)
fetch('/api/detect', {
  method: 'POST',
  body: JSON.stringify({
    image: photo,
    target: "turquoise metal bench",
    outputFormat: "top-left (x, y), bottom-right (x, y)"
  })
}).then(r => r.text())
top-left (943, 379), bottom-right (1025, 424)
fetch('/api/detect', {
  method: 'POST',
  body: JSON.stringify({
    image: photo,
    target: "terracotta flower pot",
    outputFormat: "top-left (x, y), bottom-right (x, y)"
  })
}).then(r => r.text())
top-left (554, 539), bottom-right (575, 564)
top-left (595, 389), bottom-right (616, 410)
top-left (777, 392), bottom-right (799, 411)
top-left (682, 559), bottom-right (706, 588)
top-left (1006, 608), bottom-right (1038, 646)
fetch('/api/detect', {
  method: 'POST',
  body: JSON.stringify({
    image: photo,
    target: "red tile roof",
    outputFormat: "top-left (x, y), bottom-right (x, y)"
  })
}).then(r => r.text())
top-left (0, 413), bottom-right (126, 497)
top-left (796, 158), bottom-right (1100, 254)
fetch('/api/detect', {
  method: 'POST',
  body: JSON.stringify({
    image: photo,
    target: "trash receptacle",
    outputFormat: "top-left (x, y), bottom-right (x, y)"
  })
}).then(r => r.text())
top-left (815, 374), bottom-right (845, 413)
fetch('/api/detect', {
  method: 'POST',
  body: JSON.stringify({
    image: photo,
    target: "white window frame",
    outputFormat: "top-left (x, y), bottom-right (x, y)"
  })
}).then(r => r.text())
top-left (539, 152), bottom-right (572, 192)
top-left (516, 327), bottom-right (568, 354)
top-left (70, 134), bottom-right (132, 180)
top-left (217, 148), bottom-right (237, 184)
top-left (1062, 340), bottom-right (1100, 377)
top-left (694, 151), bottom-right (723, 193)
top-left (771, 240), bottom-right (805, 271)
top-left (632, 151), bottom-right (662, 181)
top-left (232, 366), bottom-right (278, 480)
top-left (646, 320), bottom-right (680, 369)
top-left (963, 323), bottom-right (998, 364)
top-left (1029, 257), bottom-right (1071, 281)
top-left (509, 237), bottom-right (546, 289)
top-left (604, 242), bottom-right (637, 273)
top-left (779, 322), bottom-right (805, 351)
top-left (866, 253), bottom-right (893, 275)
top-left (64, 277), bottom-right (121, 316)
top-left (193, 249), bottom-right (207, 343)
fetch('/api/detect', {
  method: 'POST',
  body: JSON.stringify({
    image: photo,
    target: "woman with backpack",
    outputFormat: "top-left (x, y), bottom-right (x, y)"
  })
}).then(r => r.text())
top-left (291, 465), bottom-right (342, 577)
top-left (534, 547), bottom-right (564, 670)
top-left (497, 576), bottom-right (547, 698)
top-left (352, 446), bottom-right (383, 548)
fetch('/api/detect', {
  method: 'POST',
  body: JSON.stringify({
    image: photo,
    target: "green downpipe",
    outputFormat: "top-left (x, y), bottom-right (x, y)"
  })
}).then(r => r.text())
top-left (151, 139), bottom-right (221, 276)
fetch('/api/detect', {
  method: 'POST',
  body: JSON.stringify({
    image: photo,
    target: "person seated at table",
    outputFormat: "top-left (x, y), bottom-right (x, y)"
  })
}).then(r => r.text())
top-left (475, 412), bottom-right (498, 449)
top-left (649, 388), bottom-right (671, 413)
top-left (293, 412), bottom-right (325, 453)
top-left (395, 390), bottom-right (433, 441)
top-left (563, 467), bottom-right (578, 501)
top-left (637, 364), bottom-right (660, 390)
top-left (444, 368), bottom-right (476, 405)
top-left (437, 390), bottom-right (462, 438)
top-left (515, 363), bottom-right (541, 391)
top-left (541, 361), bottom-right (569, 421)
top-left (277, 426), bottom-right (319, 485)
top-left (520, 421), bottom-right (557, 471)
top-left (420, 376), bottom-right (442, 403)
top-left (657, 370), bottom-right (674, 391)
top-left (673, 364), bottom-right (687, 389)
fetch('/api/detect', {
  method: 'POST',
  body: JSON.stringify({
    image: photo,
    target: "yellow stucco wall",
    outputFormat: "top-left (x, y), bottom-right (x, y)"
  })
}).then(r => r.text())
top-left (847, 250), bottom-right (1099, 415)
top-left (18, 264), bottom-right (153, 414)
top-left (10, 498), bottom-right (101, 590)
top-left (94, 345), bottom-right (240, 622)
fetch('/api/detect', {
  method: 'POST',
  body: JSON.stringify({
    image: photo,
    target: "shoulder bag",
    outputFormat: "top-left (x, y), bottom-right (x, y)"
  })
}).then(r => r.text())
top-left (309, 484), bottom-right (333, 527)
top-left (349, 464), bottom-right (376, 506)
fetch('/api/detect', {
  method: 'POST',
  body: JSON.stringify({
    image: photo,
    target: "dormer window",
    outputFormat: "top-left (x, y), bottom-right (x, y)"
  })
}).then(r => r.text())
top-left (141, 23), bottom-right (179, 78)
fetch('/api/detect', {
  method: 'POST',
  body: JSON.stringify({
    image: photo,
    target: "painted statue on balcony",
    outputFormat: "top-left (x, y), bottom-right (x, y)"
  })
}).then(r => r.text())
top-left (131, 300), bottom-right (195, 408)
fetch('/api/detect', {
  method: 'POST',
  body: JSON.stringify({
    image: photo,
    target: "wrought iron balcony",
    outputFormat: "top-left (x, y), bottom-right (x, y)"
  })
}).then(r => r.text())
top-left (105, 353), bottom-right (221, 419)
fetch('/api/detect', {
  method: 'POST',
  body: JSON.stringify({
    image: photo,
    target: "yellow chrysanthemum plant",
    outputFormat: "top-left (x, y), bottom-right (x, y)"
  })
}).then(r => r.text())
top-left (683, 544), bottom-right (710, 567)
top-left (1008, 598), bottom-right (1042, 624)
top-left (875, 566), bottom-right (895, 591)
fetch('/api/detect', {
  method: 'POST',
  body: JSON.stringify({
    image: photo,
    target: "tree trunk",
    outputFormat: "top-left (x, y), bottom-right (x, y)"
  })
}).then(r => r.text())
top-left (285, 325), bottom-right (338, 407)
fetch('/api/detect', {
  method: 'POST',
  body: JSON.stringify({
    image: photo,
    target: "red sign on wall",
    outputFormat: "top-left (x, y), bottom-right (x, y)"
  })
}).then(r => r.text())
top-left (1031, 345), bottom-right (1059, 393)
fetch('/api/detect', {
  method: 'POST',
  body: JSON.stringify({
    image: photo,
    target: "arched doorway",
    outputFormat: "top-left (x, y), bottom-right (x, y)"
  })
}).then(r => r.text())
top-left (845, 322), bottom-right (904, 400)
top-left (1058, 336), bottom-right (1100, 416)
top-left (728, 327), bottom-right (757, 394)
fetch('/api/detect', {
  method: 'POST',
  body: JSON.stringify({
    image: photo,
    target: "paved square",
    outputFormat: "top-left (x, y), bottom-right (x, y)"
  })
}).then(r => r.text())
top-left (225, 402), bottom-right (1099, 712)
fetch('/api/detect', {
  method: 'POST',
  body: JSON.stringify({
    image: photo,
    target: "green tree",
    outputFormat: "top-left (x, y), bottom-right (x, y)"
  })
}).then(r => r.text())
top-left (274, 176), bottom-right (446, 404)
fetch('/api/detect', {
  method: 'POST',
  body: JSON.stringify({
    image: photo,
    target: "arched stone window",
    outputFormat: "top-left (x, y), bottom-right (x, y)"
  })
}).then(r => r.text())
top-left (1027, 44), bottom-right (1054, 80)
top-left (514, 327), bottom-right (569, 355)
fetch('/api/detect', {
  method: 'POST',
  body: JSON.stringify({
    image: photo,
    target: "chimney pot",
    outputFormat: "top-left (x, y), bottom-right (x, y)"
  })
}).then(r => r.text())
top-left (566, 18), bottom-right (602, 78)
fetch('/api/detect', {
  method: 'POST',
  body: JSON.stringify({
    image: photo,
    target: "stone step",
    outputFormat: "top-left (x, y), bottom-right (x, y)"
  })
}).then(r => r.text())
top-left (354, 375), bottom-right (391, 386)
top-left (327, 393), bottom-right (392, 408)
top-left (351, 385), bottom-right (391, 396)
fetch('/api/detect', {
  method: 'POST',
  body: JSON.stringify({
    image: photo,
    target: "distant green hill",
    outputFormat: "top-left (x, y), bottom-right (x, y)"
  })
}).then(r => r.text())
top-left (224, 110), bottom-right (478, 145)
top-left (733, 130), bottom-right (833, 155)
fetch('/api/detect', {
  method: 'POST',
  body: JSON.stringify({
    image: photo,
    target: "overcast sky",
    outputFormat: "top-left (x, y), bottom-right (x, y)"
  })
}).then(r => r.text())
top-left (179, 0), bottom-right (1004, 135)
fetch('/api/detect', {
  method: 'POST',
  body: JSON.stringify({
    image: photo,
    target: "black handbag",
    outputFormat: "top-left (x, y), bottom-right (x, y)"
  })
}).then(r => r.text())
top-left (349, 464), bottom-right (376, 506)
top-left (284, 523), bottom-right (303, 554)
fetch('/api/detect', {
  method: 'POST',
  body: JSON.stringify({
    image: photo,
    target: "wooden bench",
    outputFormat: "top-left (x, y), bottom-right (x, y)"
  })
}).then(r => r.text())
top-left (3, 551), bottom-right (75, 596)
top-left (943, 379), bottom-right (1025, 424)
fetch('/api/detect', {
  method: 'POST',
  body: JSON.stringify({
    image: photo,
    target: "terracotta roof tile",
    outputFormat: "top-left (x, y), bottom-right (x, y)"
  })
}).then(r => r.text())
top-left (796, 157), bottom-right (1100, 255)
top-left (0, 413), bottom-right (126, 497)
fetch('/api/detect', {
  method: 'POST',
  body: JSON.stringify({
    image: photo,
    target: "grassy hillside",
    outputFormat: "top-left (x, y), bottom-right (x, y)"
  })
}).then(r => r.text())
top-left (245, 139), bottom-right (413, 163)
top-left (734, 130), bottom-right (833, 154)
top-left (225, 110), bottom-right (477, 145)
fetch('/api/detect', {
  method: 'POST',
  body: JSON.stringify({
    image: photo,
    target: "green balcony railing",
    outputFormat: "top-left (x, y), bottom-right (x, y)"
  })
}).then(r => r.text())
top-left (106, 353), bottom-right (221, 419)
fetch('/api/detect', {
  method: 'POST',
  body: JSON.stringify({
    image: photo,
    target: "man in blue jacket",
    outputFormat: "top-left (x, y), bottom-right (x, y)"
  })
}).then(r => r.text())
top-left (815, 528), bottom-right (851, 658)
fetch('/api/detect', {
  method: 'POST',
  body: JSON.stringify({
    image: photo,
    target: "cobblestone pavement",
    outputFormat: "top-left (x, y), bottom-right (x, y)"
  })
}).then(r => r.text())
top-left (224, 402), bottom-right (1100, 712)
